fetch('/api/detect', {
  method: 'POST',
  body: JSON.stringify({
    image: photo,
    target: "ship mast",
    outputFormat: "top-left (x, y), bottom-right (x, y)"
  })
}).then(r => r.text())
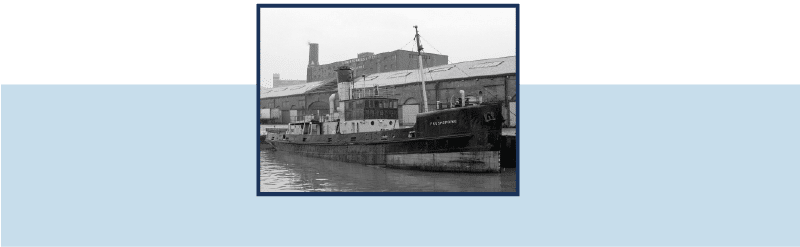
top-left (414, 25), bottom-right (429, 113)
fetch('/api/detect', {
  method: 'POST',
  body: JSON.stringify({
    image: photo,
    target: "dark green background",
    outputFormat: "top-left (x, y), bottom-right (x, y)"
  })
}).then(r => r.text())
top-left (0, 0), bottom-right (800, 84)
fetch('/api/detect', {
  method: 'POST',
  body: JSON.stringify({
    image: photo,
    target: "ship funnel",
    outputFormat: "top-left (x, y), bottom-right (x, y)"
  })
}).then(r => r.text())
top-left (460, 90), bottom-right (466, 107)
top-left (336, 66), bottom-right (353, 82)
top-left (336, 66), bottom-right (353, 101)
top-left (329, 94), bottom-right (336, 115)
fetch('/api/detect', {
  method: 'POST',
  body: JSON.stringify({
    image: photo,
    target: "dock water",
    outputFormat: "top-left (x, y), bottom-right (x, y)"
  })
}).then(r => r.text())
top-left (261, 149), bottom-right (517, 192)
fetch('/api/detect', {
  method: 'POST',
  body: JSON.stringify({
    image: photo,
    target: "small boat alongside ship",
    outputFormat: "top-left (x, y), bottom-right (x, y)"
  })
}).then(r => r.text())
top-left (261, 26), bottom-right (506, 172)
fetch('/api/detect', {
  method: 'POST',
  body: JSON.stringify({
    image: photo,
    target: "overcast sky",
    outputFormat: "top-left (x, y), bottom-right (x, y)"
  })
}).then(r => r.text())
top-left (259, 8), bottom-right (516, 87)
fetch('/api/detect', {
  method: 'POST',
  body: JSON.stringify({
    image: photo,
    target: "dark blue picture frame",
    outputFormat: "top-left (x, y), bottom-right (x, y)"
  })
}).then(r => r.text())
top-left (257, 4), bottom-right (519, 196)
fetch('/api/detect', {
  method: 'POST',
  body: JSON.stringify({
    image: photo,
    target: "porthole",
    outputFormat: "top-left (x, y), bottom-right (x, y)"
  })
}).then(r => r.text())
top-left (371, 121), bottom-right (375, 125)
top-left (389, 121), bottom-right (393, 125)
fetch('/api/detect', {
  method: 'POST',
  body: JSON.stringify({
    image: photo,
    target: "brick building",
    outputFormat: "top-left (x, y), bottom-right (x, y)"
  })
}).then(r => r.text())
top-left (305, 43), bottom-right (449, 82)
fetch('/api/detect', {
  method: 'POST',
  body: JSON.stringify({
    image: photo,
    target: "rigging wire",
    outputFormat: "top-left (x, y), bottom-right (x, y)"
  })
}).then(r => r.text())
top-left (420, 35), bottom-right (471, 77)
top-left (398, 37), bottom-right (416, 52)
top-left (419, 35), bottom-right (507, 105)
top-left (420, 36), bottom-right (444, 56)
top-left (404, 40), bottom-right (417, 85)
top-left (391, 37), bottom-right (417, 86)
top-left (351, 38), bottom-right (416, 97)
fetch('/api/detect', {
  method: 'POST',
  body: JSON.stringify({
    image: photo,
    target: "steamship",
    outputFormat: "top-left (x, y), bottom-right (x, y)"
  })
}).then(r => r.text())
top-left (261, 27), bottom-right (504, 172)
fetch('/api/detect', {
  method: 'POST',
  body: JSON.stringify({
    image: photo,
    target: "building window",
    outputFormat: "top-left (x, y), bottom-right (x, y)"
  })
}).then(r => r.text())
top-left (388, 72), bottom-right (412, 78)
top-left (428, 66), bottom-right (454, 73)
top-left (470, 61), bottom-right (504, 69)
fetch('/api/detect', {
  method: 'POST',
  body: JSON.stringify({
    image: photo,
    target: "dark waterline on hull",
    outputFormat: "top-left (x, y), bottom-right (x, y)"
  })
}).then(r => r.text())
top-left (260, 150), bottom-right (516, 192)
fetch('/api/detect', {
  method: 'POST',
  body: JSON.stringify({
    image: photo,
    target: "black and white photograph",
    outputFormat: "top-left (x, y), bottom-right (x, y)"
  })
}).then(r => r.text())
top-left (258, 5), bottom-right (518, 193)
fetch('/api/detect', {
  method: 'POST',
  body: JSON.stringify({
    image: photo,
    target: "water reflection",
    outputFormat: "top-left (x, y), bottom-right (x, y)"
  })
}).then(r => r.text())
top-left (260, 150), bottom-right (517, 192)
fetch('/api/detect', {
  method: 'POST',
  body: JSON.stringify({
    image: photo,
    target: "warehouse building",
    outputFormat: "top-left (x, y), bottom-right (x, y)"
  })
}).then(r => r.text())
top-left (261, 56), bottom-right (516, 128)
top-left (306, 43), bottom-right (449, 82)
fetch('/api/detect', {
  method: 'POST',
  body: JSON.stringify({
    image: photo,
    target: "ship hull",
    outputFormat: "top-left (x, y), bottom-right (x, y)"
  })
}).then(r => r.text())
top-left (385, 150), bottom-right (500, 172)
top-left (263, 103), bottom-right (504, 172)
top-left (268, 132), bottom-right (500, 172)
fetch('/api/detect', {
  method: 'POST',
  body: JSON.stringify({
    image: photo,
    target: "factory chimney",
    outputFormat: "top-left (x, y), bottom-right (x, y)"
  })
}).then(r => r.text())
top-left (308, 43), bottom-right (319, 66)
top-left (307, 43), bottom-right (319, 82)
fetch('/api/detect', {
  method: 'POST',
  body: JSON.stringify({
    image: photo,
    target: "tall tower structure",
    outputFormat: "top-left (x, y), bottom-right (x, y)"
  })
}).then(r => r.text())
top-left (307, 43), bottom-right (319, 82)
top-left (308, 43), bottom-right (319, 66)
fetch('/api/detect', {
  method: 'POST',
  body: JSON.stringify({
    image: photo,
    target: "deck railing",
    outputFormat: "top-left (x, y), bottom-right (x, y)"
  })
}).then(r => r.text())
top-left (349, 87), bottom-right (395, 99)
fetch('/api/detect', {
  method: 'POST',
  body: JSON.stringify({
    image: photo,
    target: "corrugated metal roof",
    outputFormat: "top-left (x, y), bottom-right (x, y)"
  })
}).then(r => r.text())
top-left (260, 56), bottom-right (515, 99)
top-left (351, 56), bottom-right (515, 89)
top-left (261, 80), bottom-right (327, 98)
